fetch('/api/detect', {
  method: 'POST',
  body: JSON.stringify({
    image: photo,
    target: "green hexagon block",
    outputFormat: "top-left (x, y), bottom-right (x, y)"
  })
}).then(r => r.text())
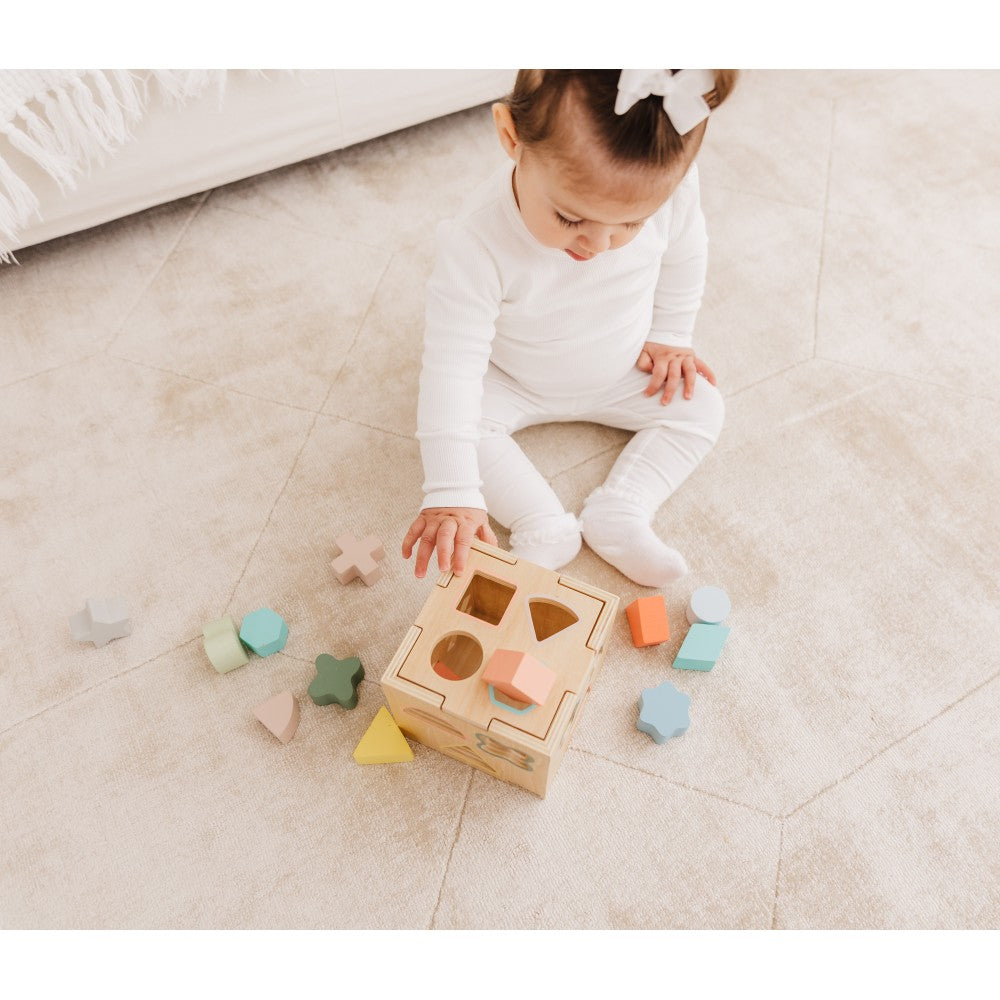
top-left (239, 607), bottom-right (289, 656)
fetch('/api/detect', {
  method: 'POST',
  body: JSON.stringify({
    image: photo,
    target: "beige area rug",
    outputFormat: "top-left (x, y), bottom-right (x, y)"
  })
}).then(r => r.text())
top-left (1, 71), bottom-right (998, 930)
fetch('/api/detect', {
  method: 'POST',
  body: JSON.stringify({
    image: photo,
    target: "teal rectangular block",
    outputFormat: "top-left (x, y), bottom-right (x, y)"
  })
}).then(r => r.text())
top-left (673, 623), bottom-right (730, 671)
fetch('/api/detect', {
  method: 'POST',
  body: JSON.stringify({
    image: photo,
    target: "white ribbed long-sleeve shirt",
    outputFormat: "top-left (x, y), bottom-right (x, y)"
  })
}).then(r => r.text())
top-left (417, 160), bottom-right (708, 511)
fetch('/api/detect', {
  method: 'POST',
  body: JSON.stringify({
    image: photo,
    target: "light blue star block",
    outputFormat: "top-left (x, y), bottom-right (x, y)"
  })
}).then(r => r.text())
top-left (637, 681), bottom-right (691, 744)
top-left (238, 607), bottom-right (289, 656)
top-left (673, 623), bottom-right (730, 672)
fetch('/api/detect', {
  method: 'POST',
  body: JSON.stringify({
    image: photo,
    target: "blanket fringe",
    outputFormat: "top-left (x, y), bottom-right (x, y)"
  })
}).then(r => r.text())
top-left (0, 69), bottom-right (227, 262)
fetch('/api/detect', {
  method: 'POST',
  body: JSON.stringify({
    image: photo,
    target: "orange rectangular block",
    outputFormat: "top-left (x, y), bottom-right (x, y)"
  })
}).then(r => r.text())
top-left (626, 595), bottom-right (670, 647)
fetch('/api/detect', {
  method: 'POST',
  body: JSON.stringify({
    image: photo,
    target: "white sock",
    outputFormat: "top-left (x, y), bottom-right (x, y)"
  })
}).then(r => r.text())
top-left (509, 512), bottom-right (582, 571)
top-left (580, 495), bottom-right (688, 587)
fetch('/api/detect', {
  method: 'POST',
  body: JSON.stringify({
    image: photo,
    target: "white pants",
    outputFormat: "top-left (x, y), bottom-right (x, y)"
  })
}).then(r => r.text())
top-left (477, 363), bottom-right (725, 532)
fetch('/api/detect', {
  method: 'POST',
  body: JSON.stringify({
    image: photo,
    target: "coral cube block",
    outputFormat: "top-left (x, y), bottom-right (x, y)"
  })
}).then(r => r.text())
top-left (625, 595), bottom-right (670, 647)
top-left (483, 649), bottom-right (556, 707)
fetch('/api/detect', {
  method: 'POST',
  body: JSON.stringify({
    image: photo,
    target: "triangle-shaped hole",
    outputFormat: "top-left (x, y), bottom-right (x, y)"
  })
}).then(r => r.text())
top-left (529, 598), bottom-right (579, 641)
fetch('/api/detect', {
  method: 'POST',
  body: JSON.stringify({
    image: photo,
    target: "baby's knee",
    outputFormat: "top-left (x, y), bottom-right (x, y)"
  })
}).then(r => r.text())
top-left (694, 378), bottom-right (726, 443)
top-left (660, 376), bottom-right (724, 444)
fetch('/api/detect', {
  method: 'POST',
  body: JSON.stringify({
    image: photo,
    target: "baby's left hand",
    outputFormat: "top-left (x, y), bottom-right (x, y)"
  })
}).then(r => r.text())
top-left (637, 342), bottom-right (717, 404)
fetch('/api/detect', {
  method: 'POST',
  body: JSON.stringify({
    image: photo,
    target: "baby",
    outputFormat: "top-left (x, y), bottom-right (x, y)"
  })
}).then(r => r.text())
top-left (403, 69), bottom-right (737, 587)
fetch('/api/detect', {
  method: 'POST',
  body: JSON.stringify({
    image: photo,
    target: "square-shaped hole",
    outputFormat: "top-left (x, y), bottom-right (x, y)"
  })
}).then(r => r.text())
top-left (456, 572), bottom-right (516, 626)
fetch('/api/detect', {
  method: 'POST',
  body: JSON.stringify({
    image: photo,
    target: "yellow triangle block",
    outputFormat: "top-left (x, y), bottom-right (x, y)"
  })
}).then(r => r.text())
top-left (353, 707), bottom-right (414, 764)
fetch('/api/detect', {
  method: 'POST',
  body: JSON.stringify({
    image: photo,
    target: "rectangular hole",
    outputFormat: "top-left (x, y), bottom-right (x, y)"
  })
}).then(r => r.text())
top-left (456, 572), bottom-right (516, 626)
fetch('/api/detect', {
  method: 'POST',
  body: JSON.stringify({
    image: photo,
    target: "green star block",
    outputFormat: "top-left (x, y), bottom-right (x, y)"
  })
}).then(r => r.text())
top-left (308, 654), bottom-right (365, 709)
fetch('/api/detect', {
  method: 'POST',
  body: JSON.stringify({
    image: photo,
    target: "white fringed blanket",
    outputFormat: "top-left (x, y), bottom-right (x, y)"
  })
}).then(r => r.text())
top-left (0, 69), bottom-right (227, 261)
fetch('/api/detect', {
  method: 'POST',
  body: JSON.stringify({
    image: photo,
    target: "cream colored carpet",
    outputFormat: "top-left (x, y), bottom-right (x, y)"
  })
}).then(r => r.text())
top-left (1, 70), bottom-right (998, 929)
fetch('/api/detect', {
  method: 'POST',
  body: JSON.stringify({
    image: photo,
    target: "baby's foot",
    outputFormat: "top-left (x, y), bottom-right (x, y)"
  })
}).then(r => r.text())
top-left (580, 500), bottom-right (687, 588)
top-left (509, 512), bottom-right (582, 571)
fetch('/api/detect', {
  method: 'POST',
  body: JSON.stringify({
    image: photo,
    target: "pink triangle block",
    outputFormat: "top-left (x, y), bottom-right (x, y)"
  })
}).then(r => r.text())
top-left (253, 691), bottom-right (300, 744)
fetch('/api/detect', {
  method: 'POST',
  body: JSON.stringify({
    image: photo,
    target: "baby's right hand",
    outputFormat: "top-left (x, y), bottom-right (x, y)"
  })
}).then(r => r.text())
top-left (402, 507), bottom-right (498, 579)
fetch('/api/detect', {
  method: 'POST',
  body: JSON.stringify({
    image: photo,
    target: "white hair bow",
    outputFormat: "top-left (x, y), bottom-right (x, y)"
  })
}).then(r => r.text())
top-left (614, 68), bottom-right (717, 135)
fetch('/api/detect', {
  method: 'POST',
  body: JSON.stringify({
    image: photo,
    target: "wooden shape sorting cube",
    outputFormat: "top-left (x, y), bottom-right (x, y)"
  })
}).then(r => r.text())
top-left (482, 649), bottom-right (556, 707)
top-left (673, 623), bottom-right (731, 672)
top-left (625, 595), bottom-right (670, 647)
top-left (380, 541), bottom-right (619, 798)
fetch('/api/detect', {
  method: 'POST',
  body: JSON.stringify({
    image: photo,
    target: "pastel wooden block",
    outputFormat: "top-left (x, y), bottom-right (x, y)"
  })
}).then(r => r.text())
top-left (331, 532), bottom-right (385, 586)
top-left (253, 691), bottom-right (300, 744)
top-left (239, 607), bottom-right (289, 656)
top-left (685, 586), bottom-right (731, 626)
top-left (353, 706), bottom-right (414, 764)
top-left (203, 615), bottom-right (249, 673)
top-left (309, 654), bottom-right (365, 708)
top-left (380, 540), bottom-right (619, 798)
top-left (625, 595), bottom-right (670, 647)
top-left (673, 622), bottom-right (730, 671)
top-left (69, 597), bottom-right (131, 647)
top-left (482, 648), bottom-right (556, 706)
top-left (637, 680), bottom-right (691, 743)
top-left (433, 661), bottom-right (461, 681)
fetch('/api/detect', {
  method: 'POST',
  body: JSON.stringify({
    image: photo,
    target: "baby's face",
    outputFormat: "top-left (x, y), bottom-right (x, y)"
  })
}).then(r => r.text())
top-left (512, 147), bottom-right (685, 262)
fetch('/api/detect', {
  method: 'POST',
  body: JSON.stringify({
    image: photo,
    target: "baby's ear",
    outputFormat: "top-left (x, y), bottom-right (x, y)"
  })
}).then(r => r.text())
top-left (492, 102), bottom-right (520, 160)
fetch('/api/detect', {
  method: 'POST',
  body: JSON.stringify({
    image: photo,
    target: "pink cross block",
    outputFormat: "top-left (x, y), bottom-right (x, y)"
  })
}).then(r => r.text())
top-left (331, 532), bottom-right (386, 586)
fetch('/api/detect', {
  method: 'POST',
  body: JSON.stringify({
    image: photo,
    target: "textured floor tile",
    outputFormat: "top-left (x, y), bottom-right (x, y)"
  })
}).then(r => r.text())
top-left (778, 679), bottom-right (1000, 929)
top-left (567, 361), bottom-right (1000, 815)
top-left (697, 184), bottom-right (822, 396)
top-left (0, 640), bottom-right (469, 928)
top-left (698, 70), bottom-right (834, 211)
top-left (791, 69), bottom-right (909, 101)
top-left (817, 211), bottom-right (1000, 399)
top-left (433, 751), bottom-right (780, 928)
top-left (0, 194), bottom-right (206, 386)
top-left (111, 204), bottom-right (390, 411)
top-left (322, 243), bottom-right (431, 438)
top-left (0, 355), bottom-right (313, 730)
top-left (828, 70), bottom-right (1000, 248)
top-left (210, 103), bottom-right (507, 253)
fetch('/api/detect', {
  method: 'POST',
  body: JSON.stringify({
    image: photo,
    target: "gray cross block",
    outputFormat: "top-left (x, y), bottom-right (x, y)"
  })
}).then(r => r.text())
top-left (70, 597), bottom-right (132, 647)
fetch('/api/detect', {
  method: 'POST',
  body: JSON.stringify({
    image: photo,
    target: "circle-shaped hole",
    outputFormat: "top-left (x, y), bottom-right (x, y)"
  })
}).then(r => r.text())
top-left (430, 632), bottom-right (483, 680)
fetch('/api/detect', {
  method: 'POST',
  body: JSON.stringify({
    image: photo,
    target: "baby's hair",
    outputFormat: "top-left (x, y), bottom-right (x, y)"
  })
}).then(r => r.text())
top-left (504, 69), bottom-right (738, 170)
